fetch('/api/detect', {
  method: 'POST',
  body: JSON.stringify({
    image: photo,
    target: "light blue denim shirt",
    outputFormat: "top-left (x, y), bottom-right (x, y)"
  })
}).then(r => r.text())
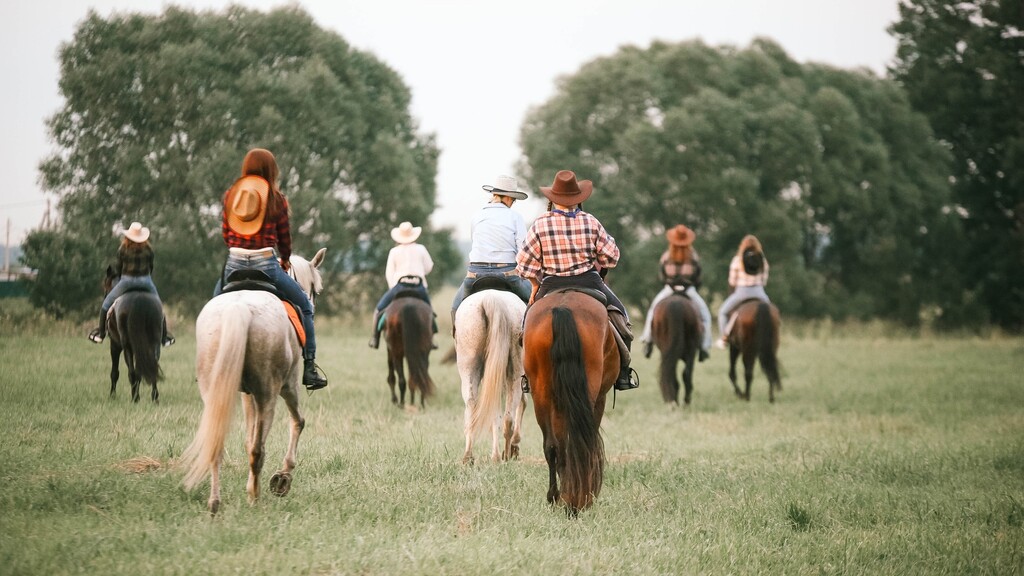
top-left (468, 202), bottom-right (527, 264)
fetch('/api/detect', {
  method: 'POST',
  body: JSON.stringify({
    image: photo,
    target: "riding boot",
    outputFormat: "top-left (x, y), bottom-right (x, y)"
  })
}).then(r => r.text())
top-left (88, 310), bottom-right (106, 343)
top-left (368, 309), bottom-right (382, 349)
top-left (699, 349), bottom-right (710, 362)
top-left (431, 313), bottom-right (439, 349)
top-left (162, 318), bottom-right (175, 347)
top-left (614, 365), bottom-right (639, 391)
top-left (302, 354), bottom-right (328, 390)
top-left (450, 309), bottom-right (457, 339)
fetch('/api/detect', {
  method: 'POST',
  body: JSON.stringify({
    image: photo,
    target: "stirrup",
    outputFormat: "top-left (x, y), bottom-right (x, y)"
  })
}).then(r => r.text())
top-left (520, 374), bottom-right (530, 394)
top-left (162, 335), bottom-right (175, 347)
top-left (614, 367), bottom-right (639, 391)
top-left (88, 329), bottom-right (104, 344)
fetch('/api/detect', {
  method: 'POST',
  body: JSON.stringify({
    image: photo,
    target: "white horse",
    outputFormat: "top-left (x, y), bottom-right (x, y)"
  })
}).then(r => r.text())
top-left (180, 248), bottom-right (326, 514)
top-left (456, 290), bottom-right (527, 465)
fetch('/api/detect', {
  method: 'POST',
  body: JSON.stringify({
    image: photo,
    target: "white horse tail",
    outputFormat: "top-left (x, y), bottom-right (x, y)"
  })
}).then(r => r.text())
top-left (181, 304), bottom-right (250, 491)
top-left (468, 295), bottom-right (515, 438)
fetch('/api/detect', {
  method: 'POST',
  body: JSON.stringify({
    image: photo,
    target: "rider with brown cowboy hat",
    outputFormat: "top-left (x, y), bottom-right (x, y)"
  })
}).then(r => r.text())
top-left (515, 170), bottom-right (638, 390)
top-left (638, 224), bottom-right (713, 361)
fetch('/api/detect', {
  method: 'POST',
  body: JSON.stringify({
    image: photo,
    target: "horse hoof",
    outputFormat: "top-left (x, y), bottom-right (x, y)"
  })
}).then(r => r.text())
top-left (269, 472), bottom-right (292, 497)
top-left (509, 445), bottom-right (520, 460)
top-left (209, 500), bottom-right (220, 516)
top-left (461, 455), bottom-right (474, 466)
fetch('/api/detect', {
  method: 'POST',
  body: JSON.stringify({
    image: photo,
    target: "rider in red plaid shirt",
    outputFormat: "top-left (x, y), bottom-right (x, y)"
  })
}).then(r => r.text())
top-left (516, 170), bottom-right (638, 390)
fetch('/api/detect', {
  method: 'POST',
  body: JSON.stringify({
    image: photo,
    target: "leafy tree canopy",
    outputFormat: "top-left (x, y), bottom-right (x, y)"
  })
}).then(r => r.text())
top-left (519, 38), bottom-right (959, 326)
top-left (890, 0), bottom-right (1024, 330)
top-left (25, 5), bottom-right (454, 316)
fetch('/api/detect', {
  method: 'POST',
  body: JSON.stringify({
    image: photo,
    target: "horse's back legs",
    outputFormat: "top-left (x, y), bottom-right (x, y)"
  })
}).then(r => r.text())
top-left (728, 346), bottom-right (743, 398)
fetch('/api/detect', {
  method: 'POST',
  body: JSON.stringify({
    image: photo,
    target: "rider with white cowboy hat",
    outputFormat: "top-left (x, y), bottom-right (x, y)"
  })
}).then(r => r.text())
top-left (449, 175), bottom-right (533, 333)
top-left (515, 170), bottom-right (639, 391)
top-left (88, 221), bottom-right (175, 347)
top-left (368, 221), bottom-right (437, 349)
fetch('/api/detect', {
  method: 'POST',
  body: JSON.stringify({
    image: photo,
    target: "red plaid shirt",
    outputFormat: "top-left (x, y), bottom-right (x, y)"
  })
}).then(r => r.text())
top-left (221, 190), bottom-right (292, 263)
top-left (516, 210), bottom-right (619, 279)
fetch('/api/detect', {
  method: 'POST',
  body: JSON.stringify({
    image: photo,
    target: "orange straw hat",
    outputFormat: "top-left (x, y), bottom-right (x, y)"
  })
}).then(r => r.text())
top-left (224, 175), bottom-right (270, 236)
top-left (666, 224), bottom-right (695, 247)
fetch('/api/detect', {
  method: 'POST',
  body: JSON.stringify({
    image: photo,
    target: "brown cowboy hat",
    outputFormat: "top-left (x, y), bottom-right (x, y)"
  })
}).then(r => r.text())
top-left (666, 224), bottom-right (695, 247)
top-left (540, 170), bottom-right (593, 205)
top-left (225, 175), bottom-right (270, 236)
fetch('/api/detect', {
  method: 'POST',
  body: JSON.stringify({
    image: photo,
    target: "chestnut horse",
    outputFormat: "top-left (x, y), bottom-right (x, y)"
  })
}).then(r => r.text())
top-left (651, 292), bottom-right (701, 406)
top-left (523, 290), bottom-right (618, 517)
top-left (383, 296), bottom-right (435, 408)
top-left (181, 248), bottom-right (326, 514)
top-left (726, 300), bottom-right (782, 402)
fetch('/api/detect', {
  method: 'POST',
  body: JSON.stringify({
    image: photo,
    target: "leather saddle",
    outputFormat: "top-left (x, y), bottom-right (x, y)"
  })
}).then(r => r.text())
top-left (465, 274), bottom-right (517, 298)
top-left (221, 269), bottom-right (306, 346)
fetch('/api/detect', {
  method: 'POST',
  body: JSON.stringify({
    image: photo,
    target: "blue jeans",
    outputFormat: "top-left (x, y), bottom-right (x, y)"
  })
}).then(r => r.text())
top-left (102, 274), bottom-right (159, 314)
top-left (717, 285), bottom-right (770, 338)
top-left (214, 253), bottom-right (317, 358)
top-left (451, 264), bottom-right (531, 312)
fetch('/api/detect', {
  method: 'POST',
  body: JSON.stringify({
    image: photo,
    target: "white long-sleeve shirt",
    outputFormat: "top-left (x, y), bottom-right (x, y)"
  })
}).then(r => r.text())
top-left (386, 243), bottom-right (433, 288)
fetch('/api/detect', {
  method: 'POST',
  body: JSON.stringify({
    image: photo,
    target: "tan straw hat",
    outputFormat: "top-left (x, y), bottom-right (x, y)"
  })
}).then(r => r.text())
top-left (224, 175), bottom-right (270, 236)
top-left (122, 222), bottom-right (150, 243)
top-left (391, 221), bottom-right (422, 244)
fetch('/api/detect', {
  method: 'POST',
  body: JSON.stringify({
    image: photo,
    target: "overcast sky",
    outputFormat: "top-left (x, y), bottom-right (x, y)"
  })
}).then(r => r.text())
top-left (1, 0), bottom-right (900, 245)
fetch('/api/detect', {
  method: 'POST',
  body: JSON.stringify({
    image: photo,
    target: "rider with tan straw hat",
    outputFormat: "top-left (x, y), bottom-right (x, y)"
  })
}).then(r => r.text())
top-left (449, 175), bottom-right (533, 331)
top-left (515, 170), bottom-right (638, 391)
top-left (212, 148), bottom-right (327, 390)
top-left (88, 221), bottom-right (175, 346)
top-left (368, 221), bottom-right (437, 349)
top-left (639, 224), bottom-right (712, 361)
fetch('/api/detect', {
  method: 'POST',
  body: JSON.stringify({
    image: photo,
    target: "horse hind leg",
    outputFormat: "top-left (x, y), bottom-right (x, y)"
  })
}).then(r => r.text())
top-left (270, 384), bottom-right (305, 497)
top-left (246, 399), bottom-right (274, 505)
top-left (109, 343), bottom-right (121, 398)
top-left (124, 349), bottom-right (141, 403)
top-left (728, 346), bottom-right (743, 398)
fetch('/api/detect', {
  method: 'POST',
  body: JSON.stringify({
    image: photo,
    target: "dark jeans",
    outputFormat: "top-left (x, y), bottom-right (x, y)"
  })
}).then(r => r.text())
top-left (213, 253), bottom-right (317, 358)
top-left (376, 281), bottom-right (431, 311)
top-left (101, 274), bottom-right (159, 314)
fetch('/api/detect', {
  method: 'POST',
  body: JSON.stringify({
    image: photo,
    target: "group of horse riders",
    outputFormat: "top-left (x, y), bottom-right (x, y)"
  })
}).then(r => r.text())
top-left (89, 147), bottom-right (771, 394)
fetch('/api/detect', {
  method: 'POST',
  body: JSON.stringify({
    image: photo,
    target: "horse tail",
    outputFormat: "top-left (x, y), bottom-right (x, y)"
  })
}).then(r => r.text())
top-left (756, 302), bottom-right (780, 384)
top-left (130, 295), bottom-right (164, 385)
top-left (402, 303), bottom-right (435, 399)
top-left (550, 306), bottom-right (604, 511)
top-left (181, 306), bottom-right (248, 491)
top-left (468, 296), bottom-right (515, 438)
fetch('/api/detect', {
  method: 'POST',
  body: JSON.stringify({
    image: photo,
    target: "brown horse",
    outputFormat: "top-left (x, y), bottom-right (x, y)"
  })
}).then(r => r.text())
top-left (384, 296), bottom-right (435, 408)
top-left (523, 290), bottom-right (618, 517)
top-left (651, 292), bottom-right (701, 406)
top-left (726, 300), bottom-right (782, 402)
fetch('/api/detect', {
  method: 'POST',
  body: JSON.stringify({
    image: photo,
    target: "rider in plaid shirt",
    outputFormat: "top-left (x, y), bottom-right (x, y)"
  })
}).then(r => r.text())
top-left (516, 170), bottom-right (638, 390)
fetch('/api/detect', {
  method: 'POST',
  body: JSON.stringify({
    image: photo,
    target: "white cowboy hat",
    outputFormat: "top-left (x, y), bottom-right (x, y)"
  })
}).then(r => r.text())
top-left (391, 221), bottom-right (422, 244)
top-left (482, 175), bottom-right (528, 200)
top-left (122, 222), bottom-right (151, 243)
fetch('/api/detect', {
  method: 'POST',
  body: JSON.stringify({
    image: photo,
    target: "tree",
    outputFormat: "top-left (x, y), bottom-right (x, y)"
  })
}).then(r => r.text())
top-left (519, 39), bottom-right (958, 326)
top-left (890, 0), bottom-right (1024, 330)
top-left (25, 5), bottom-right (452, 316)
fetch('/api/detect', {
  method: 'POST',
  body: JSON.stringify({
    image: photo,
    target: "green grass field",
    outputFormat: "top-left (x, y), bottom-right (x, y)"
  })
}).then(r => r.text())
top-left (1, 305), bottom-right (1022, 575)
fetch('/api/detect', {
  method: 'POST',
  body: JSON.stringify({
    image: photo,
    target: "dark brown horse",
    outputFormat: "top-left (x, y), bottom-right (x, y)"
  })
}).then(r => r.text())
top-left (726, 300), bottom-right (782, 402)
top-left (523, 290), bottom-right (617, 517)
top-left (384, 296), bottom-right (435, 408)
top-left (103, 266), bottom-right (164, 403)
top-left (651, 292), bottom-right (701, 406)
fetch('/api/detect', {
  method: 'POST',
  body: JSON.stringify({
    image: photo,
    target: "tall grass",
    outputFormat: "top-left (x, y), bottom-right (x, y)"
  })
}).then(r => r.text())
top-left (1, 303), bottom-right (1021, 575)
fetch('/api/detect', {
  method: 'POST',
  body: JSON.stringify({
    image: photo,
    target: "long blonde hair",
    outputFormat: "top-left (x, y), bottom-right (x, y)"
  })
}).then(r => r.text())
top-left (736, 234), bottom-right (764, 258)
